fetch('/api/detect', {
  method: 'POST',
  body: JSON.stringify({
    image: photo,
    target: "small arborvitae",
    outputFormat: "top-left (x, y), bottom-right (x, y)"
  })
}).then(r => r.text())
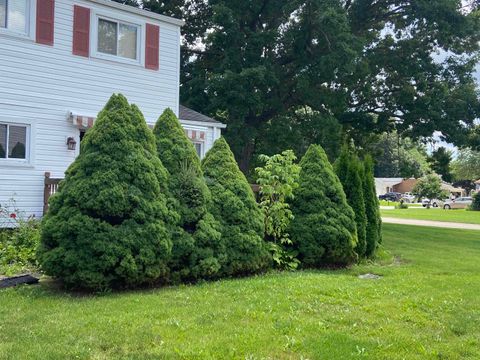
top-left (363, 155), bottom-right (382, 257)
top-left (153, 108), bottom-right (225, 282)
top-left (38, 94), bottom-right (177, 291)
top-left (471, 192), bottom-right (480, 211)
top-left (335, 147), bottom-right (367, 258)
top-left (202, 137), bottom-right (271, 276)
top-left (290, 144), bottom-right (358, 267)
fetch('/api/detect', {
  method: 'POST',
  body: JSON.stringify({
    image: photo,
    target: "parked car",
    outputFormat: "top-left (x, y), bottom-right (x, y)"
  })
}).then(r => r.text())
top-left (443, 197), bottom-right (473, 210)
top-left (422, 198), bottom-right (445, 208)
top-left (400, 193), bottom-right (416, 203)
top-left (379, 192), bottom-right (402, 201)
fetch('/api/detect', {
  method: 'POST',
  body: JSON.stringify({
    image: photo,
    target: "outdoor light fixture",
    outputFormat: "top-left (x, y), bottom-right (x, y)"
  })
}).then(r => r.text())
top-left (66, 137), bottom-right (77, 151)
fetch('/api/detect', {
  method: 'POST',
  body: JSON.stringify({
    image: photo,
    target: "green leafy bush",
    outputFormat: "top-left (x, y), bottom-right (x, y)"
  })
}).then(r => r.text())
top-left (202, 138), bottom-right (270, 276)
top-left (290, 144), bottom-right (358, 267)
top-left (37, 94), bottom-right (177, 290)
top-left (0, 201), bottom-right (40, 276)
top-left (470, 192), bottom-right (480, 211)
top-left (153, 109), bottom-right (225, 282)
top-left (335, 147), bottom-right (367, 258)
top-left (363, 155), bottom-right (382, 257)
top-left (256, 150), bottom-right (300, 270)
top-left (412, 174), bottom-right (449, 207)
top-left (395, 202), bottom-right (409, 209)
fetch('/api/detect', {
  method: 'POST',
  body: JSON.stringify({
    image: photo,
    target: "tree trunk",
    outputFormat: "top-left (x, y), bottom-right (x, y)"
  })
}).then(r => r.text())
top-left (239, 141), bottom-right (256, 175)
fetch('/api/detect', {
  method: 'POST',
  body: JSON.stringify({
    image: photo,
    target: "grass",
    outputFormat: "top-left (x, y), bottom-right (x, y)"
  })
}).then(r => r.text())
top-left (379, 200), bottom-right (423, 207)
top-left (381, 208), bottom-right (480, 225)
top-left (1, 224), bottom-right (480, 359)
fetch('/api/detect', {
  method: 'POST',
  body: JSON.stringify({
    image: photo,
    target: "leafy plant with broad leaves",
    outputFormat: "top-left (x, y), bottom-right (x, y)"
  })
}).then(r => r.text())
top-left (0, 199), bottom-right (40, 276)
top-left (256, 150), bottom-right (300, 270)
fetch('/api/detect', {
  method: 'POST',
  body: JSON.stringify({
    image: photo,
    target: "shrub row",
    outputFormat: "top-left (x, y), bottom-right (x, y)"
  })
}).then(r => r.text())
top-left (37, 94), bottom-right (381, 291)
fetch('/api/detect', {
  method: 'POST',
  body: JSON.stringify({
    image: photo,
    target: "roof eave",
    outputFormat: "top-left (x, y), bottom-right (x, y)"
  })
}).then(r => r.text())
top-left (87, 0), bottom-right (185, 27)
top-left (180, 118), bottom-right (227, 129)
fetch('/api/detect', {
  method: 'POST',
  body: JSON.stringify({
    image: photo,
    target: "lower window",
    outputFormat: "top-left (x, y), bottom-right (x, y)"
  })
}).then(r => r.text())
top-left (0, 123), bottom-right (28, 160)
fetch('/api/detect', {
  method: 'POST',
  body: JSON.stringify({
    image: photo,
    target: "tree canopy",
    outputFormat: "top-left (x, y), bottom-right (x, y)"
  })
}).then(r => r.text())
top-left (452, 149), bottom-right (480, 181)
top-left (113, 0), bottom-right (480, 172)
top-left (180, 0), bottom-right (480, 171)
top-left (428, 147), bottom-right (453, 183)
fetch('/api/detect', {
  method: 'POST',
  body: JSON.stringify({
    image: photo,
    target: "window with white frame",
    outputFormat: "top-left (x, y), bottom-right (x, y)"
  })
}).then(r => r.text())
top-left (97, 17), bottom-right (139, 60)
top-left (0, 123), bottom-right (28, 160)
top-left (193, 142), bottom-right (204, 158)
top-left (0, 0), bottom-right (29, 34)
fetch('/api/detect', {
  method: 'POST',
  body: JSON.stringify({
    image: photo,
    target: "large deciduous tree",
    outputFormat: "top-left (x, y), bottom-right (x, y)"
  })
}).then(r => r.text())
top-left (115, 1), bottom-right (480, 173)
top-left (180, 0), bottom-right (480, 172)
top-left (428, 147), bottom-right (453, 183)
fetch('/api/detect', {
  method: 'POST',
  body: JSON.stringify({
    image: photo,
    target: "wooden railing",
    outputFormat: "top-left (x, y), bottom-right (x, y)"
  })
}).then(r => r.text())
top-left (43, 172), bottom-right (62, 215)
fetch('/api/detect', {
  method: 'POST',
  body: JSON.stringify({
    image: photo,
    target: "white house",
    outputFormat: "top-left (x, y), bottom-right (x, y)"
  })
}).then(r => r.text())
top-left (374, 178), bottom-right (403, 196)
top-left (475, 179), bottom-right (480, 193)
top-left (0, 0), bottom-right (225, 219)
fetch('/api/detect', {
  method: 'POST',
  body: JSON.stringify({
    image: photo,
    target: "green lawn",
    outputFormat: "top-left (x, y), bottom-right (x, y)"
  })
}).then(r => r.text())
top-left (381, 208), bottom-right (480, 225)
top-left (1, 224), bottom-right (479, 359)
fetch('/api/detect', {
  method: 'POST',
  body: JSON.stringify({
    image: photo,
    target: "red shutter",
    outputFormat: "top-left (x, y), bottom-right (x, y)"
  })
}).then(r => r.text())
top-left (72, 5), bottom-right (90, 57)
top-left (36, 0), bottom-right (55, 45)
top-left (145, 24), bottom-right (159, 70)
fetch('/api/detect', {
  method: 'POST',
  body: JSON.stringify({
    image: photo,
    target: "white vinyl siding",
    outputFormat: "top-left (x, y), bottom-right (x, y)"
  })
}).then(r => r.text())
top-left (0, 0), bottom-right (182, 218)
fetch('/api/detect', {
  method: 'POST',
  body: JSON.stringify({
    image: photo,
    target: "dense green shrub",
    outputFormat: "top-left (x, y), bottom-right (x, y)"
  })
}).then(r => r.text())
top-left (38, 94), bottom-right (177, 290)
top-left (202, 138), bottom-right (270, 276)
top-left (256, 150), bottom-right (300, 270)
top-left (413, 174), bottom-right (449, 207)
top-left (0, 201), bottom-right (40, 276)
top-left (470, 192), bottom-right (480, 211)
top-left (290, 144), bottom-right (358, 267)
top-left (153, 109), bottom-right (225, 282)
top-left (335, 147), bottom-right (367, 258)
top-left (363, 155), bottom-right (382, 257)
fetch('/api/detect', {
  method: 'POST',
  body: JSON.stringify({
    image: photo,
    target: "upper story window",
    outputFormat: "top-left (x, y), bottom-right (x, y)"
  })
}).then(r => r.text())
top-left (0, 123), bottom-right (29, 160)
top-left (97, 17), bottom-right (139, 61)
top-left (0, 0), bottom-right (29, 34)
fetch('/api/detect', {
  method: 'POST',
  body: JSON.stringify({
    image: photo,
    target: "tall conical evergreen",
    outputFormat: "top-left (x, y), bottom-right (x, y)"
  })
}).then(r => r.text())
top-left (335, 147), bottom-right (367, 258)
top-left (153, 108), bottom-right (225, 282)
top-left (38, 94), bottom-right (176, 290)
top-left (290, 144), bottom-right (358, 267)
top-left (202, 137), bottom-right (270, 276)
top-left (363, 155), bottom-right (382, 257)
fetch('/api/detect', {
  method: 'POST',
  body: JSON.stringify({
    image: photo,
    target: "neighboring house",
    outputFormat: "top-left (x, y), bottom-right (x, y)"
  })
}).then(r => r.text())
top-left (0, 0), bottom-right (225, 219)
top-left (475, 179), bottom-right (480, 193)
top-left (392, 178), bottom-right (417, 194)
top-left (374, 178), bottom-right (403, 196)
top-left (375, 177), bottom-right (465, 198)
